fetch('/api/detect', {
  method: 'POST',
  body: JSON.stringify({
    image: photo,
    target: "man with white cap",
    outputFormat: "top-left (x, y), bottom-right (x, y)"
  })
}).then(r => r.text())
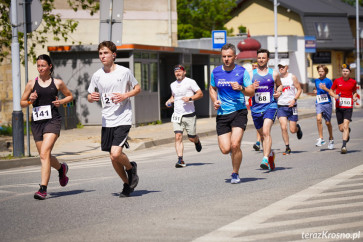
top-left (277, 60), bottom-right (303, 155)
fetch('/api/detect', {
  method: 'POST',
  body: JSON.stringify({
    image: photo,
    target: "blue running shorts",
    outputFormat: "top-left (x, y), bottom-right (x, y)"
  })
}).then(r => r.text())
top-left (316, 102), bottom-right (332, 122)
top-left (277, 106), bottom-right (298, 122)
top-left (252, 108), bottom-right (277, 130)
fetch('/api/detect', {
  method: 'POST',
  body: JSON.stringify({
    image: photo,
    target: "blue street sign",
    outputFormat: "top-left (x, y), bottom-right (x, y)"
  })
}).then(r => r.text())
top-left (212, 30), bottom-right (227, 49)
top-left (305, 36), bottom-right (316, 53)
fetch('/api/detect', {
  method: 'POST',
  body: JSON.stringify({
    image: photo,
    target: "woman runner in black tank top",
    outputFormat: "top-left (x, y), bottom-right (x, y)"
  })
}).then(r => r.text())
top-left (31, 77), bottom-right (61, 122)
top-left (20, 54), bottom-right (73, 200)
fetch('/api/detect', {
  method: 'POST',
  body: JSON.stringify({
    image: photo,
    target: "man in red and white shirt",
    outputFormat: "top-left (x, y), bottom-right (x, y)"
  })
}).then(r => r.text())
top-left (321, 64), bottom-right (358, 154)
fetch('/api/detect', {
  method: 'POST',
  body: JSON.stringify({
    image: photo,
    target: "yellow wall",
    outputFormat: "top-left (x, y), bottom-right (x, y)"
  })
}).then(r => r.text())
top-left (225, 0), bottom-right (304, 36)
top-left (0, 61), bottom-right (13, 125)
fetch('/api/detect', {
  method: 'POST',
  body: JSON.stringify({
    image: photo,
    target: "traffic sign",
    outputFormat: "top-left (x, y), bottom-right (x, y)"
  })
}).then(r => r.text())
top-left (10, 0), bottom-right (43, 33)
top-left (212, 30), bottom-right (227, 49)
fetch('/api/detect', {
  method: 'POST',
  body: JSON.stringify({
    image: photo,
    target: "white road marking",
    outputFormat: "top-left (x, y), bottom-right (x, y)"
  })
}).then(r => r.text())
top-left (193, 164), bottom-right (363, 242)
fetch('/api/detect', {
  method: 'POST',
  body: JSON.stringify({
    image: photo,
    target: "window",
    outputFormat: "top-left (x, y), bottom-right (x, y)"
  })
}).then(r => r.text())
top-left (134, 52), bottom-right (158, 92)
top-left (315, 23), bottom-right (330, 39)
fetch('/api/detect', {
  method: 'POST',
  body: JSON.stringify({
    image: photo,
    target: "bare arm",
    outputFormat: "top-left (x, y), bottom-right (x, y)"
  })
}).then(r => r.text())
top-left (289, 74), bottom-right (302, 107)
top-left (53, 79), bottom-right (73, 107)
top-left (273, 70), bottom-right (283, 98)
top-left (181, 89), bottom-right (203, 102)
top-left (112, 84), bottom-right (141, 104)
top-left (20, 80), bottom-right (36, 108)
top-left (209, 85), bottom-right (221, 110)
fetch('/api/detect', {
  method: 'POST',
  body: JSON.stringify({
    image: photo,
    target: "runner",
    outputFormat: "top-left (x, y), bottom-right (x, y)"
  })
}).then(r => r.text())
top-left (209, 43), bottom-right (257, 183)
top-left (20, 54), bottom-right (73, 200)
top-left (251, 62), bottom-right (262, 151)
top-left (277, 60), bottom-right (303, 155)
top-left (320, 64), bottom-right (358, 154)
top-left (313, 65), bottom-right (334, 149)
top-left (250, 49), bottom-right (283, 171)
top-left (87, 41), bottom-right (140, 197)
top-left (165, 64), bottom-right (203, 168)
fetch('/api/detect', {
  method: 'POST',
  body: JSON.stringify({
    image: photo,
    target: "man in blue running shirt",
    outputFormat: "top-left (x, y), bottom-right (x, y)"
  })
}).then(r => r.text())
top-left (250, 49), bottom-right (282, 171)
top-left (210, 43), bottom-right (257, 184)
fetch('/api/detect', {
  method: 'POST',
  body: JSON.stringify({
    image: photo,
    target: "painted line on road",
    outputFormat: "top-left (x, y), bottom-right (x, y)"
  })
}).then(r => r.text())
top-left (193, 164), bottom-right (363, 242)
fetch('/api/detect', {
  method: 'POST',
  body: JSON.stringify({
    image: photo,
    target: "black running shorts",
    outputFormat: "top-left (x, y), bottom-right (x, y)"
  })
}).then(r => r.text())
top-left (31, 116), bottom-right (62, 142)
top-left (216, 109), bottom-right (248, 136)
top-left (336, 108), bottom-right (353, 125)
top-left (101, 125), bottom-right (131, 152)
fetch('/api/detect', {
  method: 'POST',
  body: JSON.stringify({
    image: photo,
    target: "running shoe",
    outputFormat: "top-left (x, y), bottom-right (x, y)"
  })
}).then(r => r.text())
top-left (328, 140), bottom-right (334, 150)
top-left (341, 146), bottom-right (347, 154)
top-left (283, 147), bottom-right (291, 155)
top-left (59, 163), bottom-right (69, 187)
top-left (315, 138), bottom-right (326, 147)
top-left (260, 157), bottom-right (271, 170)
top-left (127, 162), bottom-right (139, 189)
top-left (175, 157), bottom-right (186, 168)
top-left (122, 140), bottom-right (130, 149)
top-left (34, 186), bottom-right (47, 200)
top-left (253, 142), bottom-right (260, 151)
top-left (296, 124), bottom-right (303, 139)
top-left (268, 151), bottom-right (275, 171)
top-left (231, 173), bottom-right (241, 184)
top-left (195, 140), bottom-right (202, 152)
top-left (119, 183), bottom-right (134, 198)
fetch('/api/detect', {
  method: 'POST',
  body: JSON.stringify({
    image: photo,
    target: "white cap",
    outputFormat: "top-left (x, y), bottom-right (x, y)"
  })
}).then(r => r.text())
top-left (278, 59), bottom-right (289, 66)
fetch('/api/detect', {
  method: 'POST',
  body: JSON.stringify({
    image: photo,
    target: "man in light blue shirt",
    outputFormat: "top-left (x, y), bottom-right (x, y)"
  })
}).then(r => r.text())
top-left (210, 43), bottom-right (257, 184)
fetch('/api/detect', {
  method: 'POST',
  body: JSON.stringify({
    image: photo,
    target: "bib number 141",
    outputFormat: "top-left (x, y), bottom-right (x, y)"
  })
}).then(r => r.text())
top-left (32, 105), bottom-right (52, 121)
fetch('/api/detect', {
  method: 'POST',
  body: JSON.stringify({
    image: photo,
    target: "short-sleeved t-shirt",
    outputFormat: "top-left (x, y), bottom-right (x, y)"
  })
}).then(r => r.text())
top-left (331, 77), bottom-right (357, 109)
top-left (211, 65), bottom-right (252, 115)
top-left (88, 64), bottom-right (139, 127)
top-left (315, 78), bottom-right (332, 104)
top-left (170, 77), bottom-right (201, 115)
top-left (251, 68), bottom-right (277, 114)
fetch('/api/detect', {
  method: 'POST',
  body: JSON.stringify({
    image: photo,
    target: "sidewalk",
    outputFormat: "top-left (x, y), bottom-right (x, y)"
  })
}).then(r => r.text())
top-left (0, 95), bottom-right (317, 170)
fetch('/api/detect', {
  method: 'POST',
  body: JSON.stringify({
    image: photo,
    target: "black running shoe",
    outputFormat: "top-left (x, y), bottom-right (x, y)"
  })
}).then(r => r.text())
top-left (297, 124), bottom-right (303, 140)
top-left (122, 140), bottom-right (130, 149)
top-left (127, 162), bottom-right (139, 189)
top-left (119, 183), bottom-right (134, 198)
top-left (283, 147), bottom-right (291, 155)
top-left (175, 157), bottom-right (186, 168)
top-left (195, 140), bottom-right (202, 152)
top-left (253, 143), bottom-right (260, 151)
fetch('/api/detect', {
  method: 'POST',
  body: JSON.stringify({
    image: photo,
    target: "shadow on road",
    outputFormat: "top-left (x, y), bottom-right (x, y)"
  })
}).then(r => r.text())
top-left (111, 190), bottom-right (161, 197)
top-left (49, 189), bottom-right (95, 198)
top-left (224, 177), bottom-right (266, 184)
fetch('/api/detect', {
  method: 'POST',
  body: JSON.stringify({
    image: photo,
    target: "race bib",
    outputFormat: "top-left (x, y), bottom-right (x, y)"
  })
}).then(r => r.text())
top-left (255, 92), bottom-right (270, 104)
top-left (171, 113), bottom-right (182, 123)
top-left (339, 97), bottom-right (352, 107)
top-left (101, 93), bottom-right (120, 108)
top-left (32, 105), bottom-right (52, 121)
top-left (317, 94), bottom-right (328, 103)
top-left (292, 107), bottom-right (298, 115)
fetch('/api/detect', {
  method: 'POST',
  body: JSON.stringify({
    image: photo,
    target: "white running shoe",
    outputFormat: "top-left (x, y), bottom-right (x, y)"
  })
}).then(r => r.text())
top-left (315, 138), bottom-right (326, 147)
top-left (328, 140), bottom-right (334, 150)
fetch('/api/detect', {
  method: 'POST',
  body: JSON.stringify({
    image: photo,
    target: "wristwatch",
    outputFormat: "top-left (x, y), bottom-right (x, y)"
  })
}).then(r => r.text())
top-left (189, 97), bottom-right (192, 101)
top-left (240, 85), bottom-right (245, 92)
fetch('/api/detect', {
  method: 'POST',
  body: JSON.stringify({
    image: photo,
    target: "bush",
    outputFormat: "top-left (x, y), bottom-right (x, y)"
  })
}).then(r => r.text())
top-left (0, 125), bottom-right (12, 136)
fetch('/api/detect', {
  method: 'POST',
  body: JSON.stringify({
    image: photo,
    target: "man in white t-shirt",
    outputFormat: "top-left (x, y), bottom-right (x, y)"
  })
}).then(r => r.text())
top-left (277, 60), bottom-right (303, 155)
top-left (87, 41), bottom-right (141, 197)
top-left (165, 64), bottom-right (203, 168)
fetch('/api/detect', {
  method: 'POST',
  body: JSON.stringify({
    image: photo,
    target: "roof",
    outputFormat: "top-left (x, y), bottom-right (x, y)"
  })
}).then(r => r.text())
top-left (234, 0), bottom-right (359, 50)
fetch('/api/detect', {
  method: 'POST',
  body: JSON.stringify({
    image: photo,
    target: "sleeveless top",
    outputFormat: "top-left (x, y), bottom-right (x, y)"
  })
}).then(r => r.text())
top-left (278, 73), bottom-right (297, 106)
top-left (31, 77), bottom-right (61, 121)
top-left (251, 68), bottom-right (277, 113)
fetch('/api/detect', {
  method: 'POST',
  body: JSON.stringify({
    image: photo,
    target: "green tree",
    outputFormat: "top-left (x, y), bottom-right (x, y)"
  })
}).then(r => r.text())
top-left (0, 0), bottom-right (99, 63)
top-left (341, 0), bottom-right (363, 6)
top-left (177, 0), bottom-right (236, 40)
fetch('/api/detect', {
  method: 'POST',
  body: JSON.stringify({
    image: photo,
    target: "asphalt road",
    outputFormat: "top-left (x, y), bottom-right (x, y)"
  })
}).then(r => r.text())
top-left (1, 109), bottom-right (363, 242)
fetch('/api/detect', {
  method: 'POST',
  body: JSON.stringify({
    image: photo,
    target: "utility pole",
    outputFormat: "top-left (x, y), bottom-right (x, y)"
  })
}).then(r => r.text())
top-left (11, 0), bottom-right (25, 157)
top-left (356, 0), bottom-right (360, 85)
top-left (274, 0), bottom-right (279, 69)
